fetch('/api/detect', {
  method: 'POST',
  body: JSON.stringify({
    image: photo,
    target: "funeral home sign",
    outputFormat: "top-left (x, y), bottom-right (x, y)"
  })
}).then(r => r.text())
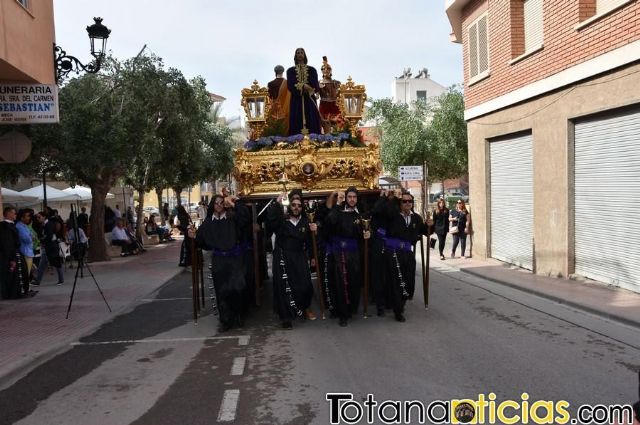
top-left (0, 83), bottom-right (59, 124)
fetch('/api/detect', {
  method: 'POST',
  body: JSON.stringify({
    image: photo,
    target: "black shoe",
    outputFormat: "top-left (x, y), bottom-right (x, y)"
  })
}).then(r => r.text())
top-left (339, 318), bottom-right (348, 327)
top-left (394, 313), bottom-right (406, 322)
top-left (31, 281), bottom-right (40, 286)
top-left (218, 322), bottom-right (231, 333)
top-left (27, 290), bottom-right (38, 297)
top-left (282, 321), bottom-right (293, 329)
top-left (56, 281), bottom-right (63, 286)
top-left (377, 308), bottom-right (385, 317)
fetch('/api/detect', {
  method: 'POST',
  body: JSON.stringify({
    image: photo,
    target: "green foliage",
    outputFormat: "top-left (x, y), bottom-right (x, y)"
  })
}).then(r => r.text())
top-left (365, 87), bottom-right (467, 181)
top-left (5, 53), bottom-right (235, 259)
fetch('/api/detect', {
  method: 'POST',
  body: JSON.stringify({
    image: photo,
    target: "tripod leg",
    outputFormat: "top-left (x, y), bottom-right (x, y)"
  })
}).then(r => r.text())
top-left (83, 261), bottom-right (112, 313)
top-left (65, 264), bottom-right (83, 319)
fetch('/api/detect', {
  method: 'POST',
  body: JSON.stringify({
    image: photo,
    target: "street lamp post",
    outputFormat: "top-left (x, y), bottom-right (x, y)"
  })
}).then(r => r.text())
top-left (53, 17), bottom-right (111, 84)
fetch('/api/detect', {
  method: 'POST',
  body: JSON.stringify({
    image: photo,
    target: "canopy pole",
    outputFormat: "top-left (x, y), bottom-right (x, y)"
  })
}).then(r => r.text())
top-left (42, 172), bottom-right (47, 211)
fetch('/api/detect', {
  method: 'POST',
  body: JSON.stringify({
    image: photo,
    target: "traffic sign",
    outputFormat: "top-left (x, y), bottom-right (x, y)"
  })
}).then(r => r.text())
top-left (398, 165), bottom-right (423, 181)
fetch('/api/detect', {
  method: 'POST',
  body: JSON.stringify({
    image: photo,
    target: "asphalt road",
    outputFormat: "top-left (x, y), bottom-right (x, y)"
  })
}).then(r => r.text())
top-left (1, 260), bottom-right (639, 425)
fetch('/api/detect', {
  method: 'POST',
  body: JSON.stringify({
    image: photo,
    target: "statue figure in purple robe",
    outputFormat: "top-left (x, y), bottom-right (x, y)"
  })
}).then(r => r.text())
top-left (286, 48), bottom-right (322, 135)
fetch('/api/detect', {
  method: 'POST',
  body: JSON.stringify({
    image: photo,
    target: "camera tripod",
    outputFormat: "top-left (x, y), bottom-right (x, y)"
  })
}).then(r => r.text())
top-left (65, 205), bottom-right (112, 319)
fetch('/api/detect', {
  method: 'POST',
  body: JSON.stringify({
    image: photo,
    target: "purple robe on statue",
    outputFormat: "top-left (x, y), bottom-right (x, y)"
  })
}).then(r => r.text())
top-left (287, 65), bottom-right (322, 135)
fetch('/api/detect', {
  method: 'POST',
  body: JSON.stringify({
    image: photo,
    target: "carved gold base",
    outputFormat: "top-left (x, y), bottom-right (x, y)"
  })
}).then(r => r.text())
top-left (232, 136), bottom-right (382, 196)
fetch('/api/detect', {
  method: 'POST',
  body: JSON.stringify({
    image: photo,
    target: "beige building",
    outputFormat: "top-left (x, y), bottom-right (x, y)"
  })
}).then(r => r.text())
top-left (0, 0), bottom-right (55, 84)
top-left (446, 0), bottom-right (640, 292)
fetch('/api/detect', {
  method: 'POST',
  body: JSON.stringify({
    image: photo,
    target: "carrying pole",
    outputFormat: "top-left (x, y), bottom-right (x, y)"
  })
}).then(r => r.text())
top-left (308, 212), bottom-right (326, 319)
top-left (190, 227), bottom-right (199, 322)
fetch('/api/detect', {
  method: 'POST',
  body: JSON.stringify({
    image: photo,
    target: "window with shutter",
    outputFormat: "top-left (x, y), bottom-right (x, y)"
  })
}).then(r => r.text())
top-left (596, 0), bottom-right (626, 13)
top-left (468, 12), bottom-right (489, 82)
top-left (524, 0), bottom-right (544, 51)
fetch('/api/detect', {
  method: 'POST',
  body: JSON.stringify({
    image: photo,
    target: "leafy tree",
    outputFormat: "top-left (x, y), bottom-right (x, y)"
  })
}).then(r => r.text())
top-left (366, 86), bottom-right (467, 182)
top-left (25, 57), bottom-right (154, 261)
top-left (157, 77), bottom-right (233, 210)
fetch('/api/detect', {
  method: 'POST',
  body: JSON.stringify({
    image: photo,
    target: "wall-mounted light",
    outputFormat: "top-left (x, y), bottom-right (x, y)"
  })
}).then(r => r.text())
top-left (54, 17), bottom-right (111, 84)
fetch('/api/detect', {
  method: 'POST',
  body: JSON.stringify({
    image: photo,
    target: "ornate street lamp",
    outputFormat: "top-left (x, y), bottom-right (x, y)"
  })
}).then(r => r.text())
top-left (54, 17), bottom-right (111, 84)
top-left (338, 76), bottom-right (367, 139)
top-left (241, 80), bottom-right (271, 140)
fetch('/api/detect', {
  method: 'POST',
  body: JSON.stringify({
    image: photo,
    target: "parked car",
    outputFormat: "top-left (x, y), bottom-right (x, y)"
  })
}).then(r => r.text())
top-left (142, 206), bottom-right (159, 216)
top-left (430, 190), bottom-right (469, 208)
top-left (447, 191), bottom-right (469, 203)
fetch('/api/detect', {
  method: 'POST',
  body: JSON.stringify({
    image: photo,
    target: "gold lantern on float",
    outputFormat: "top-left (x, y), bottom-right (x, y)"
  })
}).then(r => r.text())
top-left (241, 80), bottom-right (271, 139)
top-left (338, 76), bottom-right (367, 139)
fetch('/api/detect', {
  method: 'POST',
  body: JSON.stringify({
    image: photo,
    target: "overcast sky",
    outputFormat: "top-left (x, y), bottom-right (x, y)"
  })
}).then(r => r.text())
top-left (53, 0), bottom-right (462, 118)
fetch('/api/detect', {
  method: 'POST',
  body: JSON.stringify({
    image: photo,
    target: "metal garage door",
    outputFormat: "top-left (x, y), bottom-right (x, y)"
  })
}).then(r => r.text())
top-left (574, 108), bottom-right (640, 292)
top-left (490, 133), bottom-right (534, 270)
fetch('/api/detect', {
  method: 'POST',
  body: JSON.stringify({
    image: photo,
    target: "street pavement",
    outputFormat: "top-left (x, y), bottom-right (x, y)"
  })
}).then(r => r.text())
top-left (426, 236), bottom-right (640, 328)
top-left (1, 235), bottom-right (639, 424)
top-left (0, 240), bottom-right (184, 389)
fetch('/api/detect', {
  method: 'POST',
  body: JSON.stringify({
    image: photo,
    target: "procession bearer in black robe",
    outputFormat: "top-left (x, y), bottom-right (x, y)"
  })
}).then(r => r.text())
top-left (267, 189), bottom-right (318, 329)
top-left (326, 187), bottom-right (371, 327)
top-left (384, 191), bottom-right (432, 322)
top-left (191, 194), bottom-right (250, 332)
top-left (370, 190), bottom-right (396, 317)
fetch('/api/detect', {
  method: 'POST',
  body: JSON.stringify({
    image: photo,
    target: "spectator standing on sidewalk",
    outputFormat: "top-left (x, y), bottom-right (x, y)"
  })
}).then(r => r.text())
top-left (16, 209), bottom-right (35, 296)
top-left (114, 204), bottom-right (122, 219)
top-left (177, 205), bottom-right (192, 267)
top-left (103, 206), bottom-right (116, 234)
top-left (76, 207), bottom-right (89, 233)
top-left (197, 202), bottom-right (207, 225)
top-left (35, 211), bottom-right (65, 286)
top-left (449, 199), bottom-right (471, 259)
top-left (432, 197), bottom-right (450, 260)
top-left (0, 206), bottom-right (22, 299)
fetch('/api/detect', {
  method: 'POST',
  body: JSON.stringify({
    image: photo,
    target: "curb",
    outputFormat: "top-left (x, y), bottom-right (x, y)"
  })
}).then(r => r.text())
top-left (459, 267), bottom-right (640, 330)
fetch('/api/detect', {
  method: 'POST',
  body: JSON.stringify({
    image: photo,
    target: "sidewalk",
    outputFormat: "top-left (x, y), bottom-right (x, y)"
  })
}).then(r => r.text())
top-left (425, 239), bottom-right (640, 329)
top-left (0, 240), bottom-right (184, 389)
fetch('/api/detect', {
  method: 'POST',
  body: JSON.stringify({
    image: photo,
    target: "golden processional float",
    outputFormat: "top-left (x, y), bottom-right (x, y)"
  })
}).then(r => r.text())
top-left (190, 71), bottom-right (430, 324)
top-left (233, 76), bottom-right (382, 197)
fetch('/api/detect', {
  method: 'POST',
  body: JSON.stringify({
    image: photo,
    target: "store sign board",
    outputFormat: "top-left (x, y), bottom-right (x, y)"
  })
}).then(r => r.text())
top-left (0, 83), bottom-right (59, 124)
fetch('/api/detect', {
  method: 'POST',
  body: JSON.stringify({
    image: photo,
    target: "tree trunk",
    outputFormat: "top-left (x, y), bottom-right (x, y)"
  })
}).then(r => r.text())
top-left (174, 187), bottom-right (183, 206)
top-left (156, 187), bottom-right (165, 226)
top-left (136, 188), bottom-right (145, 240)
top-left (88, 183), bottom-right (111, 262)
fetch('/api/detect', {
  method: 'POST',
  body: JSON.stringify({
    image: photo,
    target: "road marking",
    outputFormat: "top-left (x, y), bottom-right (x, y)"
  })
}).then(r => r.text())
top-left (140, 298), bottom-right (192, 302)
top-left (231, 357), bottom-right (246, 376)
top-left (71, 336), bottom-right (248, 346)
top-left (217, 389), bottom-right (240, 422)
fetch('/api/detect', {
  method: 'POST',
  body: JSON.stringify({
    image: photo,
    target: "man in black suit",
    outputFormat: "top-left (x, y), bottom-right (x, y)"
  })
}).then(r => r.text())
top-left (0, 206), bottom-right (21, 299)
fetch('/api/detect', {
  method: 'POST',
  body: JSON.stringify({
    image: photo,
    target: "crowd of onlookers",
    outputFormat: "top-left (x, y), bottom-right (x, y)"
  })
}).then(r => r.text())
top-left (0, 205), bottom-right (82, 299)
top-left (1, 200), bottom-right (209, 300)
